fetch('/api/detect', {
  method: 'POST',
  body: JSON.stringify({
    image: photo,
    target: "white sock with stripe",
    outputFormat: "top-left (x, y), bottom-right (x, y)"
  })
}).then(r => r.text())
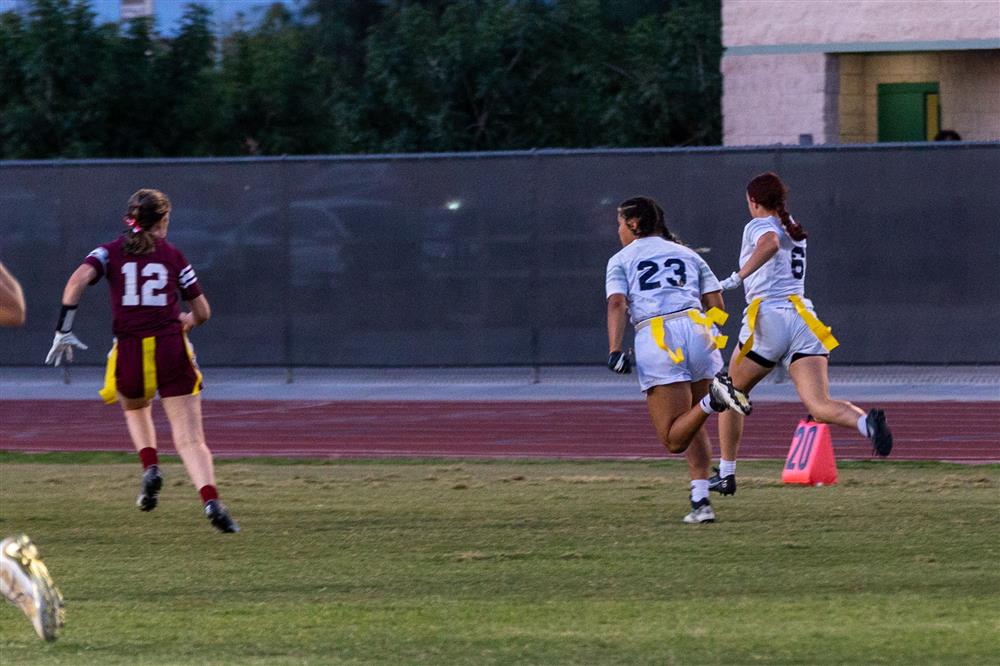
top-left (857, 414), bottom-right (869, 437)
top-left (691, 479), bottom-right (710, 503)
top-left (719, 459), bottom-right (736, 478)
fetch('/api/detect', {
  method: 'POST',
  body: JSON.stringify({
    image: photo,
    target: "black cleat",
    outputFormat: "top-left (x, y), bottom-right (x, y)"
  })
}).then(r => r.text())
top-left (137, 465), bottom-right (163, 512)
top-left (204, 500), bottom-right (240, 533)
top-left (866, 409), bottom-right (893, 457)
top-left (709, 372), bottom-right (753, 415)
top-left (708, 467), bottom-right (737, 496)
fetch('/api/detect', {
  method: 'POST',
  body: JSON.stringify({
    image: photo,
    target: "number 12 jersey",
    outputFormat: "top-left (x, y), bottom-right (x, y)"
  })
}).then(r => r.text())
top-left (84, 237), bottom-right (202, 337)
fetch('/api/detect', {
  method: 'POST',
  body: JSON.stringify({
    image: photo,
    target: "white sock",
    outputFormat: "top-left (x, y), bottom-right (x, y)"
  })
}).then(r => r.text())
top-left (857, 413), bottom-right (869, 437)
top-left (691, 479), bottom-right (710, 503)
top-left (698, 394), bottom-right (714, 414)
top-left (719, 459), bottom-right (736, 477)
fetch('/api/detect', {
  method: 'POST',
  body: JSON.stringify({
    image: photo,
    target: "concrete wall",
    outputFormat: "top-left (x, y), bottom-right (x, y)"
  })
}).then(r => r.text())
top-left (724, 0), bottom-right (1000, 46)
top-left (722, 0), bottom-right (1000, 146)
top-left (722, 53), bottom-right (840, 146)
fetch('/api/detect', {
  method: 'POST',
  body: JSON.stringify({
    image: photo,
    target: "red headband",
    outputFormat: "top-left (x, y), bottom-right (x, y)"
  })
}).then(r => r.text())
top-left (123, 216), bottom-right (141, 234)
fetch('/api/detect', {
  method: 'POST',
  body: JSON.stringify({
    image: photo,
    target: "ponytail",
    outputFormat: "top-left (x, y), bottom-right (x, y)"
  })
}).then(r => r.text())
top-left (618, 196), bottom-right (683, 244)
top-left (747, 172), bottom-right (807, 241)
top-left (776, 202), bottom-right (807, 241)
top-left (122, 189), bottom-right (171, 255)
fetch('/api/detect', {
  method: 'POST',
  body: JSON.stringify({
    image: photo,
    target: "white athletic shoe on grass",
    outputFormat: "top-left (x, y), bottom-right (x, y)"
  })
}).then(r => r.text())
top-left (682, 499), bottom-right (716, 524)
top-left (0, 534), bottom-right (65, 641)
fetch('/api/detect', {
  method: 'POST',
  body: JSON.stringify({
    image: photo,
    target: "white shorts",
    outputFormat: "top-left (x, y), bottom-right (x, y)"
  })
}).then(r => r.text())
top-left (737, 298), bottom-right (828, 369)
top-left (634, 312), bottom-right (724, 392)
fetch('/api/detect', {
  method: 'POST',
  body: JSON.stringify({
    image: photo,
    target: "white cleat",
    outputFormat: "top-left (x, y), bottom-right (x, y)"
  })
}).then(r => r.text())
top-left (0, 534), bottom-right (65, 641)
top-left (682, 499), bottom-right (716, 524)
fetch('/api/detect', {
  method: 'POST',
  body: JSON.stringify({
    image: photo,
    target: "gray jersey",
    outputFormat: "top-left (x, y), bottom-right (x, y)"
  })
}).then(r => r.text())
top-left (740, 216), bottom-right (807, 303)
top-left (606, 236), bottom-right (722, 325)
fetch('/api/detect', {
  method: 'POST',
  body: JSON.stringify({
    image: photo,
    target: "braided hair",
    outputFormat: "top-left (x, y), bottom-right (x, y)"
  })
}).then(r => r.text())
top-left (617, 196), bottom-right (681, 243)
top-left (746, 172), bottom-right (807, 241)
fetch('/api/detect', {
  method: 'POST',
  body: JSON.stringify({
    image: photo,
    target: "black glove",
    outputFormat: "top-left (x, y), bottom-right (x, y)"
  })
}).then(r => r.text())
top-left (607, 350), bottom-right (631, 374)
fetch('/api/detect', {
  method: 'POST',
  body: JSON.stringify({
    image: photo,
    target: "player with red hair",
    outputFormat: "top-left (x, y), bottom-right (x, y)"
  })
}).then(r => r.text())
top-left (46, 189), bottom-right (238, 533)
top-left (711, 173), bottom-right (893, 497)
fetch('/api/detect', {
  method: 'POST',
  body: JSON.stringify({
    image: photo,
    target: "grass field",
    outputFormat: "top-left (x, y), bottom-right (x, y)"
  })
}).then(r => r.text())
top-left (1, 452), bottom-right (998, 664)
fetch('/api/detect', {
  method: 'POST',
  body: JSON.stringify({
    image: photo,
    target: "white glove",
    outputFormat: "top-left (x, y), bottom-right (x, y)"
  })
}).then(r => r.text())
top-left (45, 331), bottom-right (88, 366)
top-left (720, 271), bottom-right (743, 291)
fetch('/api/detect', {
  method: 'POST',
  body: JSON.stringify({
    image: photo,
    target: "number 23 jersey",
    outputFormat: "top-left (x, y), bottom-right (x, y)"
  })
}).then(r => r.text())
top-left (606, 236), bottom-right (722, 325)
top-left (83, 236), bottom-right (202, 337)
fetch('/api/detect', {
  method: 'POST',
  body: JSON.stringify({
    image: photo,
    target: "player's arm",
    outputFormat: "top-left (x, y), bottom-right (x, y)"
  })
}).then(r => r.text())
top-left (606, 293), bottom-right (631, 373)
top-left (180, 294), bottom-right (211, 332)
top-left (0, 261), bottom-right (26, 327)
top-left (60, 264), bottom-right (97, 307)
top-left (45, 264), bottom-right (97, 366)
top-left (701, 290), bottom-right (724, 312)
top-left (720, 231), bottom-right (780, 290)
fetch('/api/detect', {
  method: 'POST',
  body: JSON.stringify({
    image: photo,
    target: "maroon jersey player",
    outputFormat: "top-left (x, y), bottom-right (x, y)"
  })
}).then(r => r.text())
top-left (45, 189), bottom-right (238, 533)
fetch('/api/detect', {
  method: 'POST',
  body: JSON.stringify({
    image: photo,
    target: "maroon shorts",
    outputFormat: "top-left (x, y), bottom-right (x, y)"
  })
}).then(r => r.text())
top-left (101, 333), bottom-right (203, 402)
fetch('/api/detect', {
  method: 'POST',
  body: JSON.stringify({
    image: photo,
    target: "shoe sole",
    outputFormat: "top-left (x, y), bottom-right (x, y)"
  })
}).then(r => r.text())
top-left (6, 536), bottom-right (65, 641)
top-left (712, 375), bottom-right (753, 415)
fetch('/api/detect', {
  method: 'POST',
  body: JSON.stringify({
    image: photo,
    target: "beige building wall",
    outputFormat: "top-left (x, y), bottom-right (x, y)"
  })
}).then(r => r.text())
top-left (840, 50), bottom-right (1000, 143)
top-left (722, 0), bottom-right (1000, 145)
top-left (722, 53), bottom-right (839, 145)
top-left (724, 0), bottom-right (1000, 46)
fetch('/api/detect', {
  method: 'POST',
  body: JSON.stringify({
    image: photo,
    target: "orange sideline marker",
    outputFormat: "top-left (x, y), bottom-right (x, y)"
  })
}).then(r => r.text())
top-left (782, 420), bottom-right (837, 486)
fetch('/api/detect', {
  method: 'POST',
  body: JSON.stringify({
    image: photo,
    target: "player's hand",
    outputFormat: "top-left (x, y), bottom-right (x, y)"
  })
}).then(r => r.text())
top-left (720, 271), bottom-right (743, 291)
top-left (179, 312), bottom-right (195, 333)
top-left (45, 331), bottom-right (88, 366)
top-left (607, 350), bottom-right (632, 374)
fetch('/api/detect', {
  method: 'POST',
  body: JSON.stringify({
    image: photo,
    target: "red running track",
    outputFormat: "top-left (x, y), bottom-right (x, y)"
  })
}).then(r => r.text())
top-left (1, 400), bottom-right (997, 464)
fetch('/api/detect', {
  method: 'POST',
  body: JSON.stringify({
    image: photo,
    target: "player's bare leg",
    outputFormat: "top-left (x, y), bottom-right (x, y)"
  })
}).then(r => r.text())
top-left (713, 353), bottom-right (772, 495)
top-left (120, 396), bottom-right (155, 452)
top-left (121, 396), bottom-right (163, 511)
top-left (788, 356), bottom-right (893, 456)
top-left (686, 379), bottom-right (713, 480)
top-left (719, 353), bottom-right (772, 460)
top-left (162, 393), bottom-right (238, 532)
top-left (645, 382), bottom-right (712, 454)
top-left (161, 393), bottom-right (214, 489)
top-left (787, 356), bottom-right (863, 427)
top-left (682, 379), bottom-right (716, 523)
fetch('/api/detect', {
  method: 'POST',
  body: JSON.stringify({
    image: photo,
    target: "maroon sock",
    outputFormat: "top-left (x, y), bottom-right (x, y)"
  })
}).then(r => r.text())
top-left (139, 447), bottom-right (159, 470)
top-left (199, 485), bottom-right (219, 504)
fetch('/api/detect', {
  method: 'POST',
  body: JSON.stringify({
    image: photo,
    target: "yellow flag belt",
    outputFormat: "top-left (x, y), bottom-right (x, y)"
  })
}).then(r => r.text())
top-left (649, 307), bottom-right (729, 364)
top-left (735, 296), bottom-right (839, 365)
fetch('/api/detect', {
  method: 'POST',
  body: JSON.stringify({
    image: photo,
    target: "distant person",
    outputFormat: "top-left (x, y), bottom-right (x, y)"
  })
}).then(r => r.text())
top-left (45, 189), bottom-right (239, 533)
top-left (933, 130), bottom-right (961, 141)
top-left (606, 196), bottom-right (751, 524)
top-left (711, 172), bottom-right (893, 497)
top-left (0, 260), bottom-right (27, 326)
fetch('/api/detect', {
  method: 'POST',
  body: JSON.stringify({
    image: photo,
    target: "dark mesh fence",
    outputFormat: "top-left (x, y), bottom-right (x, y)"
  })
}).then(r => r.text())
top-left (2, 143), bottom-right (997, 366)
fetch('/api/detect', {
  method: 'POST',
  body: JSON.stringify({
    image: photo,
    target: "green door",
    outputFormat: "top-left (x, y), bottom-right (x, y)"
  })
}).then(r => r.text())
top-left (877, 82), bottom-right (940, 142)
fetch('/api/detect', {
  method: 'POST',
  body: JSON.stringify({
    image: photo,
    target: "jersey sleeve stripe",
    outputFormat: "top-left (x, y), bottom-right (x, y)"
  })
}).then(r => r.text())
top-left (87, 247), bottom-right (109, 271)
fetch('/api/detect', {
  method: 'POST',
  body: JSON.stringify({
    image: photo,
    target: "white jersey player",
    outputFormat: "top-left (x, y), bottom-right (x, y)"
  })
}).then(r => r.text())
top-left (710, 173), bottom-right (893, 498)
top-left (605, 197), bottom-right (750, 524)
